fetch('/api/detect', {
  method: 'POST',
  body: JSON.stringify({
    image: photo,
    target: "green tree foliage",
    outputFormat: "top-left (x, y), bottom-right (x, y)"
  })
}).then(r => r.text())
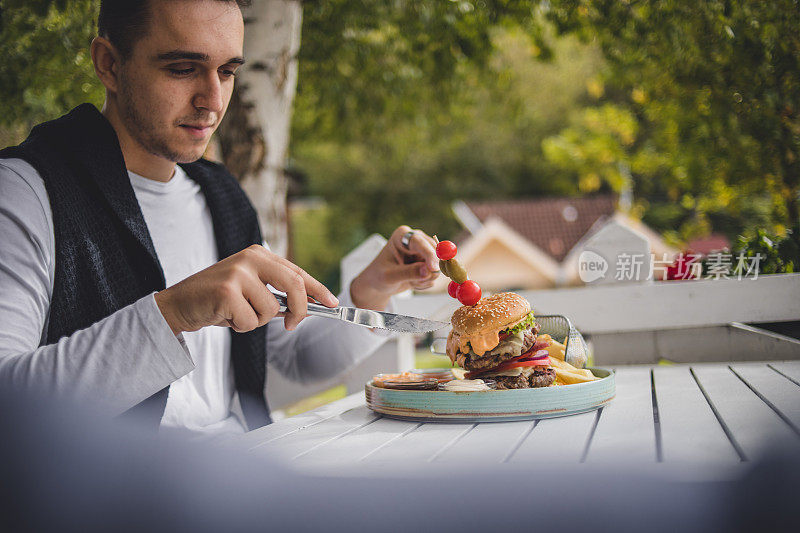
top-left (541, 0), bottom-right (800, 243)
top-left (2, 0), bottom-right (797, 284)
top-left (294, 0), bottom-right (542, 142)
top-left (0, 0), bottom-right (103, 134)
top-left (730, 224), bottom-right (800, 274)
top-left (292, 8), bottom-right (603, 284)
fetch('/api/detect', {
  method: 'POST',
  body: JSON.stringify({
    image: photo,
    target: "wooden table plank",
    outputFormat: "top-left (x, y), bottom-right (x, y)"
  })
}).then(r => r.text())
top-left (653, 366), bottom-right (739, 463)
top-left (433, 421), bottom-right (534, 464)
top-left (730, 364), bottom-right (800, 433)
top-left (584, 366), bottom-right (656, 463)
top-left (250, 405), bottom-right (379, 458)
top-left (768, 361), bottom-right (800, 386)
top-left (239, 393), bottom-right (366, 450)
top-left (361, 422), bottom-right (476, 463)
top-left (239, 362), bottom-right (800, 473)
top-left (510, 411), bottom-right (597, 464)
top-left (295, 417), bottom-right (420, 464)
top-left (690, 365), bottom-right (800, 460)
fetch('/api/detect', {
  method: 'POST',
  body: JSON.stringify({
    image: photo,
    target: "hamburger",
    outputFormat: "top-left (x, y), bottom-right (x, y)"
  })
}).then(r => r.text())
top-left (446, 292), bottom-right (555, 389)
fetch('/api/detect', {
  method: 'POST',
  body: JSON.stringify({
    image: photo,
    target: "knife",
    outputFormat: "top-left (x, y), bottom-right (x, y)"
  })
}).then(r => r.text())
top-left (269, 289), bottom-right (449, 333)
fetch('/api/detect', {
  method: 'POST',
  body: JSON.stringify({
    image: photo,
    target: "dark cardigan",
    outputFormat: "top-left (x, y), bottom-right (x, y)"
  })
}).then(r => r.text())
top-left (0, 104), bottom-right (270, 430)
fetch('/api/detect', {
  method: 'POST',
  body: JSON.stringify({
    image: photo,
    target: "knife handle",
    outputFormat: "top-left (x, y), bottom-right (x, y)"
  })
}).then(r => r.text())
top-left (269, 289), bottom-right (342, 318)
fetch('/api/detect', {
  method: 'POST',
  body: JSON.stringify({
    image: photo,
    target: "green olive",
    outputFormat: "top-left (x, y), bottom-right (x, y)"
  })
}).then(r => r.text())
top-left (448, 259), bottom-right (468, 283)
top-left (439, 259), bottom-right (451, 278)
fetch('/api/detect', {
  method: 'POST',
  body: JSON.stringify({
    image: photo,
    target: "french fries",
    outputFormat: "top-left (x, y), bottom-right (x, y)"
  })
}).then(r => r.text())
top-left (548, 355), bottom-right (599, 385)
top-left (538, 334), bottom-right (566, 361)
top-left (540, 336), bottom-right (595, 383)
top-left (451, 367), bottom-right (467, 380)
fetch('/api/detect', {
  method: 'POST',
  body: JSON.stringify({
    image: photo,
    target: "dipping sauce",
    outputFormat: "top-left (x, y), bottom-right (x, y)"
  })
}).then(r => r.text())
top-left (440, 379), bottom-right (496, 392)
top-left (409, 368), bottom-right (455, 383)
top-left (373, 372), bottom-right (423, 384)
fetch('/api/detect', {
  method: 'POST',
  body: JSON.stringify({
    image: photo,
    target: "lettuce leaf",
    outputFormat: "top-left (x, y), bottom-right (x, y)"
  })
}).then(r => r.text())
top-left (502, 312), bottom-right (536, 335)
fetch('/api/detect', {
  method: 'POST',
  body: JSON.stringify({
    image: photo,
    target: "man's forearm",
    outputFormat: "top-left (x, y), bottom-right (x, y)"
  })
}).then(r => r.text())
top-left (0, 294), bottom-right (195, 415)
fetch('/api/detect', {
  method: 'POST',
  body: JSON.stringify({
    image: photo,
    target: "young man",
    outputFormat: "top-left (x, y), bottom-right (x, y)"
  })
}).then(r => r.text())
top-left (0, 0), bottom-right (440, 435)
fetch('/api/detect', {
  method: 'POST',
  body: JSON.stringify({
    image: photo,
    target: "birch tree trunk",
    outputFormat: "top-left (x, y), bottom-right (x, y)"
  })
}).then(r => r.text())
top-left (216, 0), bottom-right (302, 257)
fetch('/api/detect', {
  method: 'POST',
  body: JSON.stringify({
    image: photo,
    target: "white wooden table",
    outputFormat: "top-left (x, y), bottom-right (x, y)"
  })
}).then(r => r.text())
top-left (237, 361), bottom-right (800, 479)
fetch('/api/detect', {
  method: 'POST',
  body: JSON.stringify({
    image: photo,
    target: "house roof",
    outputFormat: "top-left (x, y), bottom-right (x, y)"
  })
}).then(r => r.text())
top-left (431, 217), bottom-right (563, 293)
top-left (687, 234), bottom-right (731, 255)
top-left (464, 194), bottom-right (618, 262)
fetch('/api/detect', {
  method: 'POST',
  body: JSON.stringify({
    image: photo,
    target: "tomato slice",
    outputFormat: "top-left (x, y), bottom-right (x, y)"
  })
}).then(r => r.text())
top-left (465, 355), bottom-right (551, 378)
top-left (464, 346), bottom-right (551, 380)
top-left (494, 358), bottom-right (550, 371)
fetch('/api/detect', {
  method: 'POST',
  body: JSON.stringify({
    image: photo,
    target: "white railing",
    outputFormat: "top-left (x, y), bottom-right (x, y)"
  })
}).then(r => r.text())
top-left (395, 273), bottom-right (800, 333)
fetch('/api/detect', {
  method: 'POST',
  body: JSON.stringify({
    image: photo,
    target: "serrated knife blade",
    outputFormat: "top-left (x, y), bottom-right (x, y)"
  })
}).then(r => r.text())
top-left (270, 289), bottom-right (449, 333)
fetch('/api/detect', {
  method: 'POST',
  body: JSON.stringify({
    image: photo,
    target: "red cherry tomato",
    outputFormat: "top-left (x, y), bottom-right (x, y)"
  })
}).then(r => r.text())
top-left (436, 240), bottom-right (457, 260)
top-left (457, 280), bottom-right (481, 306)
top-left (447, 280), bottom-right (460, 299)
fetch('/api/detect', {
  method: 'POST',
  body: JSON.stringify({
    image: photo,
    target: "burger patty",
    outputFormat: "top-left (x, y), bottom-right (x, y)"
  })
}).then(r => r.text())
top-left (493, 374), bottom-right (530, 389)
top-left (530, 368), bottom-right (556, 388)
top-left (459, 325), bottom-right (540, 372)
top-left (493, 368), bottom-right (556, 390)
top-left (460, 351), bottom-right (517, 372)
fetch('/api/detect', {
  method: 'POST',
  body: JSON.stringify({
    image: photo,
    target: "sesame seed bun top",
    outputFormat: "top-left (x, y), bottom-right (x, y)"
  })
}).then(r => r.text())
top-left (450, 292), bottom-right (531, 336)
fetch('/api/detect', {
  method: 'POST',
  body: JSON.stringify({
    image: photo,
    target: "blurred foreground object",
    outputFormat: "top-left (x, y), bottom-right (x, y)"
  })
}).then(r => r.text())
top-left (1, 387), bottom-right (798, 532)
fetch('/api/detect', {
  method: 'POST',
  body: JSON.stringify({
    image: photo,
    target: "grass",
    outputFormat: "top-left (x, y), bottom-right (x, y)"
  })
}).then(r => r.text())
top-left (413, 349), bottom-right (454, 370)
top-left (283, 384), bottom-right (347, 417)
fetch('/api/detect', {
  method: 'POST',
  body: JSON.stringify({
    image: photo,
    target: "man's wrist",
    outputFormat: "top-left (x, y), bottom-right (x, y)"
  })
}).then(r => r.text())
top-left (154, 289), bottom-right (183, 336)
top-left (349, 274), bottom-right (390, 311)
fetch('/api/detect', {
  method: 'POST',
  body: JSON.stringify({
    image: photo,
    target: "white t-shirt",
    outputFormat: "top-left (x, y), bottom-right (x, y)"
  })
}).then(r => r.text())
top-left (128, 167), bottom-right (242, 435)
top-left (0, 158), bottom-right (391, 437)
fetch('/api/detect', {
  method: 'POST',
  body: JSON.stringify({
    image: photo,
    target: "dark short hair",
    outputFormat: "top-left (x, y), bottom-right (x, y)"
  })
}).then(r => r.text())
top-left (97, 0), bottom-right (251, 59)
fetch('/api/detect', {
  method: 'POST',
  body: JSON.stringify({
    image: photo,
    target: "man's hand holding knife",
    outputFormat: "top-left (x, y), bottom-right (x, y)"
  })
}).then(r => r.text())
top-left (155, 225), bottom-right (440, 335)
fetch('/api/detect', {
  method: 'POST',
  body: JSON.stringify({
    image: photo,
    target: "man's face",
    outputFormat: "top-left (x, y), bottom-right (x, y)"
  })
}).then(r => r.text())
top-left (114, 0), bottom-right (244, 163)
